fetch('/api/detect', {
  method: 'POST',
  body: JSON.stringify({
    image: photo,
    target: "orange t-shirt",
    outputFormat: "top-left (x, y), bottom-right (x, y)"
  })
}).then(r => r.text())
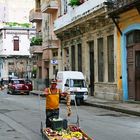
top-left (46, 88), bottom-right (60, 110)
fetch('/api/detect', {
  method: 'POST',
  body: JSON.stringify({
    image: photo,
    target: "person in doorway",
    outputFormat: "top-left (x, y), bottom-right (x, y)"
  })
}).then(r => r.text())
top-left (44, 79), bottom-right (71, 127)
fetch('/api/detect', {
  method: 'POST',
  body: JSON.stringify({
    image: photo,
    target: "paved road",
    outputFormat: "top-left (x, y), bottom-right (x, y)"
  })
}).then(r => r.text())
top-left (0, 90), bottom-right (140, 140)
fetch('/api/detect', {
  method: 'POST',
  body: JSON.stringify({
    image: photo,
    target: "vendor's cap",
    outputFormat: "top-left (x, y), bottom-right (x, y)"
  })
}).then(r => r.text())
top-left (51, 79), bottom-right (57, 84)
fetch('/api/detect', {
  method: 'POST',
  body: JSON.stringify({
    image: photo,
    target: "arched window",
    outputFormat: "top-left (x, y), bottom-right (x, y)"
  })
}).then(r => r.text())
top-left (13, 36), bottom-right (19, 51)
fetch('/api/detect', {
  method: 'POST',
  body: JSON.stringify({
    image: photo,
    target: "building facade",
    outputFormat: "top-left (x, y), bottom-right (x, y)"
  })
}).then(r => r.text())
top-left (0, 27), bottom-right (35, 80)
top-left (29, 0), bottom-right (140, 101)
top-left (41, 0), bottom-right (61, 81)
top-left (29, 0), bottom-right (61, 89)
top-left (109, 0), bottom-right (140, 101)
top-left (54, 0), bottom-right (122, 100)
top-left (29, 0), bottom-right (44, 89)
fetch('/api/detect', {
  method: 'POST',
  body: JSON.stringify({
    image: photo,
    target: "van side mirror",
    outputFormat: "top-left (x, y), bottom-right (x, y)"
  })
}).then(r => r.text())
top-left (64, 83), bottom-right (69, 87)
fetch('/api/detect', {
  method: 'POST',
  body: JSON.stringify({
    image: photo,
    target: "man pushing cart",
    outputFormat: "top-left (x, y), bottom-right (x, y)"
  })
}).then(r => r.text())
top-left (42, 79), bottom-right (93, 140)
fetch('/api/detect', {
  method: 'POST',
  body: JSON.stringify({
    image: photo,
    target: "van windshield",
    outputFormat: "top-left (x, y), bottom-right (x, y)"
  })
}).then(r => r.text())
top-left (69, 79), bottom-right (86, 88)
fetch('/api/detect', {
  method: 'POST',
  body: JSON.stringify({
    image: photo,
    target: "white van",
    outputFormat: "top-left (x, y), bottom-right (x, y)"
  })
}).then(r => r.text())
top-left (56, 71), bottom-right (88, 105)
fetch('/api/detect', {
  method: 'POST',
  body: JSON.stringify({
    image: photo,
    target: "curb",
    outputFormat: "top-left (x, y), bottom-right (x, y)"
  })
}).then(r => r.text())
top-left (84, 102), bottom-right (140, 117)
top-left (29, 91), bottom-right (45, 97)
top-left (30, 91), bottom-right (140, 117)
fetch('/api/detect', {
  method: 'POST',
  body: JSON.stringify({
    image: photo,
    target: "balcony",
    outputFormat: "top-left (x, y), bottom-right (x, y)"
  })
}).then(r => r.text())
top-left (54, 0), bottom-right (107, 31)
top-left (29, 8), bottom-right (42, 22)
top-left (41, 0), bottom-right (58, 14)
top-left (42, 35), bottom-right (59, 50)
top-left (107, 0), bottom-right (140, 16)
top-left (110, 0), bottom-right (136, 8)
top-left (30, 45), bottom-right (43, 54)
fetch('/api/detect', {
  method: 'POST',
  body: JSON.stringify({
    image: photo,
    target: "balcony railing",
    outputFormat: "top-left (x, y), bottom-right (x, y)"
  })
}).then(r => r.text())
top-left (111, 0), bottom-right (135, 7)
top-left (45, 35), bottom-right (58, 41)
top-left (30, 45), bottom-right (43, 54)
top-left (41, 0), bottom-right (58, 13)
top-left (29, 8), bottom-right (42, 22)
top-left (54, 0), bottom-right (107, 31)
top-left (42, 38), bottom-right (58, 49)
top-left (106, 0), bottom-right (138, 13)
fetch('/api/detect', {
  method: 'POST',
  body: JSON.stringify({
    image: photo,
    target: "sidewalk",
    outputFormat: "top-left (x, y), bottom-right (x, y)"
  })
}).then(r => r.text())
top-left (30, 90), bottom-right (140, 117)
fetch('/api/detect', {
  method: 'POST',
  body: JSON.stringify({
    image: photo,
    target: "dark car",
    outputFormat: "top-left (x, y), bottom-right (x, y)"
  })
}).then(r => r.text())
top-left (7, 79), bottom-right (31, 95)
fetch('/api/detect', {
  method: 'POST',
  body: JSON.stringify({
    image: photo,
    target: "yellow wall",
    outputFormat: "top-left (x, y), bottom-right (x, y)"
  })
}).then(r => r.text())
top-left (117, 30), bottom-right (122, 95)
top-left (116, 8), bottom-right (140, 98)
top-left (119, 9), bottom-right (140, 30)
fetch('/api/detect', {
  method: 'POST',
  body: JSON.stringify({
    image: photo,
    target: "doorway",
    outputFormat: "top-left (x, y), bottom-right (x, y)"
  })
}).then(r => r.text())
top-left (127, 46), bottom-right (135, 99)
top-left (135, 50), bottom-right (140, 100)
top-left (89, 41), bottom-right (94, 96)
top-left (126, 30), bottom-right (140, 100)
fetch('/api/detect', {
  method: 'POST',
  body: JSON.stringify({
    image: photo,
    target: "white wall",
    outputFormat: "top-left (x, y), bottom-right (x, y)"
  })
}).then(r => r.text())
top-left (0, 28), bottom-right (35, 56)
top-left (0, 28), bottom-right (35, 79)
top-left (54, 0), bottom-right (107, 31)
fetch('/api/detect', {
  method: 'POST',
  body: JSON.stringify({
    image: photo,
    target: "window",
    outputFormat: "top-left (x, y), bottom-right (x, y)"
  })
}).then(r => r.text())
top-left (66, 79), bottom-right (70, 86)
top-left (107, 35), bottom-right (114, 82)
top-left (78, 44), bottom-right (82, 72)
top-left (126, 30), bottom-right (140, 46)
top-left (98, 38), bottom-right (104, 82)
top-left (64, 0), bottom-right (67, 14)
top-left (60, 0), bottom-right (67, 15)
top-left (71, 45), bottom-right (75, 70)
top-left (134, 30), bottom-right (140, 43)
top-left (69, 79), bottom-right (86, 87)
top-left (53, 51), bottom-right (58, 57)
top-left (126, 32), bottom-right (133, 45)
top-left (8, 62), bottom-right (14, 65)
top-left (136, 51), bottom-right (140, 68)
top-left (13, 36), bottom-right (19, 51)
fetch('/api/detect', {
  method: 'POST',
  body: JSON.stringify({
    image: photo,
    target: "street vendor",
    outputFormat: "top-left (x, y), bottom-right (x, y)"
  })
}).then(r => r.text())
top-left (44, 79), bottom-right (71, 127)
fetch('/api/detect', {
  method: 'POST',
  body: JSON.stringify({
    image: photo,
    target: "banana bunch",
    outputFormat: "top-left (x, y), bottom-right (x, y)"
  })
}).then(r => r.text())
top-left (71, 132), bottom-right (82, 139)
top-left (62, 131), bottom-right (83, 140)
top-left (62, 133), bottom-right (72, 139)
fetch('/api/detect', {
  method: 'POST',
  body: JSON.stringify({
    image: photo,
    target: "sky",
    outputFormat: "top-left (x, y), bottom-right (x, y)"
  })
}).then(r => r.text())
top-left (0, 0), bottom-right (35, 23)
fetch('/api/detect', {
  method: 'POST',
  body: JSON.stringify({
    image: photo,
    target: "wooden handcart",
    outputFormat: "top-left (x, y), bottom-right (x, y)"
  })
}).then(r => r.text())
top-left (42, 124), bottom-right (93, 140)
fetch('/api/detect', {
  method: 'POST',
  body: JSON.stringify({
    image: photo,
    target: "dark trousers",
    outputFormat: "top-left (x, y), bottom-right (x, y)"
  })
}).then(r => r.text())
top-left (46, 109), bottom-right (59, 127)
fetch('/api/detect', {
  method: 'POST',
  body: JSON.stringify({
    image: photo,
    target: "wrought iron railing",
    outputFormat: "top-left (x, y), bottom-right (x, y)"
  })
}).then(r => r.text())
top-left (106, 0), bottom-right (136, 10)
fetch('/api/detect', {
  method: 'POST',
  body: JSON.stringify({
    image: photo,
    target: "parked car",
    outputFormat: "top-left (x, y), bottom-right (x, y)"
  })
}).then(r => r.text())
top-left (7, 79), bottom-right (31, 95)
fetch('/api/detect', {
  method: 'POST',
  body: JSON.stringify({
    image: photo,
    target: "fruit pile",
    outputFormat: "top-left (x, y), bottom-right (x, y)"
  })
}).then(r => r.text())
top-left (43, 125), bottom-right (89, 140)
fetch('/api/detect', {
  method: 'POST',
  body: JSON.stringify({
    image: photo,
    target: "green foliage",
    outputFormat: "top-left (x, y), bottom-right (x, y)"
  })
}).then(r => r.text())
top-left (5, 22), bottom-right (31, 28)
top-left (32, 67), bottom-right (37, 78)
top-left (69, 0), bottom-right (81, 6)
top-left (20, 23), bottom-right (31, 28)
top-left (32, 67), bottom-right (37, 73)
top-left (30, 37), bottom-right (42, 46)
